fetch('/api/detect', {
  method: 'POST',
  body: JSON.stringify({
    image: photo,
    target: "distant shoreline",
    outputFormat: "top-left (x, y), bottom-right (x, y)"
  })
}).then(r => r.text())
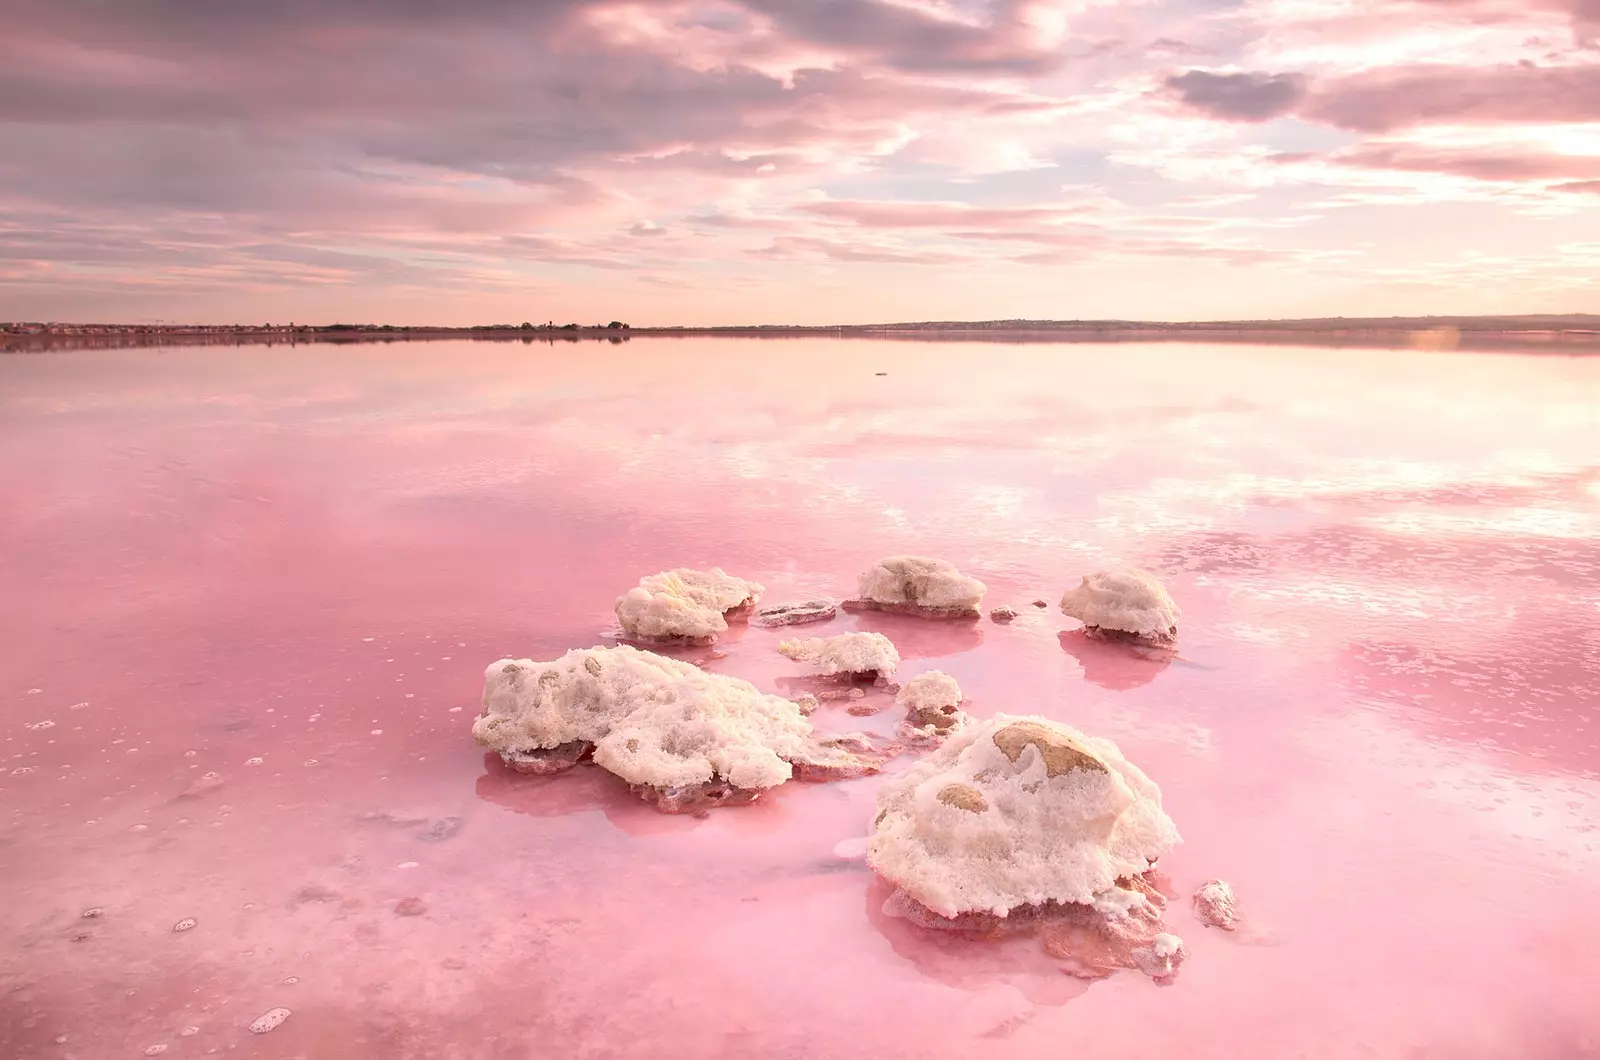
top-left (5, 317), bottom-right (1600, 354)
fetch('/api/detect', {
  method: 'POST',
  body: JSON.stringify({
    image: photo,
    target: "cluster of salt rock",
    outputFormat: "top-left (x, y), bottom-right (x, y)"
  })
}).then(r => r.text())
top-left (471, 645), bottom-right (895, 812)
top-left (472, 555), bottom-right (1230, 982)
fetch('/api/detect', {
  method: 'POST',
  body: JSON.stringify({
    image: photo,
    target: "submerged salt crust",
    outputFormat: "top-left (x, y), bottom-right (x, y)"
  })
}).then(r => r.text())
top-left (778, 631), bottom-right (900, 678)
top-left (868, 713), bottom-right (1180, 917)
top-left (614, 567), bottom-right (763, 642)
top-left (475, 645), bottom-right (827, 791)
top-left (1059, 568), bottom-right (1181, 640)
top-left (852, 556), bottom-right (987, 615)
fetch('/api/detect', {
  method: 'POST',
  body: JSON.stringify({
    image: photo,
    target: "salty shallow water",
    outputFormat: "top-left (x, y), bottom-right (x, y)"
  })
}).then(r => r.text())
top-left (2, 337), bottom-right (1599, 1059)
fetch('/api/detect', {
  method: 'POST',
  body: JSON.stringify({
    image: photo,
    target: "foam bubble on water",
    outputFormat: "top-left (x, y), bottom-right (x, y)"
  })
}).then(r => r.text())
top-left (70, 701), bottom-right (89, 710)
top-left (26, 688), bottom-right (42, 694)
top-left (397, 861), bottom-right (420, 870)
top-left (172, 917), bottom-right (197, 933)
top-left (81, 907), bottom-right (104, 919)
top-left (304, 759), bottom-right (320, 767)
top-left (282, 976), bottom-right (299, 985)
top-left (245, 757), bottom-right (264, 766)
top-left (10, 766), bottom-right (34, 776)
top-left (183, 750), bottom-right (197, 757)
top-left (132, 824), bottom-right (148, 832)
top-left (448, 706), bottom-right (463, 713)
top-left (371, 729), bottom-right (384, 735)
top-left (144, 1044), bottom-right (168, 1055)
top-left (179, 1026), bottom-right (200, 1037)
top-left (27, 720), bottom-right (55, 730)
top-left (362, 637), bottom-right (374, 642)
top-left (248, 1008), bottom-right (291, 1034)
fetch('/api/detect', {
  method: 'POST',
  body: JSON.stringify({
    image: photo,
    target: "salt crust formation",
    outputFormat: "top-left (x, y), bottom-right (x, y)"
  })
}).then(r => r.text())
top-left (473, 646), bottom-right (889, 811)
top-left (844, 556), bottom-right (986, 618)
top-left (1059, 567), bottom-right (1180, 645)
top-left (867, 713), bottom-right (1187, 980)
top-left (868, 713), bottom-right (1180, 917)
top-left (753, 599), bottom-right (838, 627)
top-left (778, 632), bottom-right (900, 680)
top-left (895, 671), bottom-right (969, 744)
top-left (1192, 879), bottom-right (1239, 930)
top-left (614, 567), bottom-right (763, 644)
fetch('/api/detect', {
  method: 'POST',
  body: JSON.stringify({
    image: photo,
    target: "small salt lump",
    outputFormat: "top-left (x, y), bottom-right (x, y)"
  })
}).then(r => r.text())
top-left (472, 645), bottom-right (890, 812)
top-left (614, 567), bottom-right (763, 644)
top-left (895, 671), bottom-right (969, 744)
top-left (1192, 878), bottom-right (1239, 930)
top-left (248, 1008), bottom-right (291, 1034)
top-left (845, 556), bottom-right (986, 618)
top-left (868, 713), bottom-right (1180, 918)
top-left (777, 632), bottom-right (899, 680)
top-left (1059, 567), bottom-right (1180, 645)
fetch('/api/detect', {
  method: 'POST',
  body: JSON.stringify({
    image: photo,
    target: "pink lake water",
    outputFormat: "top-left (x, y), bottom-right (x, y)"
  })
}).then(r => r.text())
top-left (2, 338), bottom-right (1599, 1059)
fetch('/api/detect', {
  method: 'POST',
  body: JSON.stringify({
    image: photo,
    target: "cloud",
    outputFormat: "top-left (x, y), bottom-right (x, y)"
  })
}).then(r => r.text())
top-left (1318, 143), bottom-right (1600, 182)
top-left (1164, 70), bottom-right (1309, 122)
top-left (1303, 64), bottom-right (1600, 132)
top-left (0, 0), bottom-right (1596, 322)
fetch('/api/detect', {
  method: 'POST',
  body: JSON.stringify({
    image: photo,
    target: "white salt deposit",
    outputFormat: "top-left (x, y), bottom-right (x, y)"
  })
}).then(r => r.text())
top-left (778, 632), bottom-right (900, 679)
top-left (473, 645), bottom-right (884, 798)
top-left (850, 556), bottom-right (986, 617)
top-left (248, 1008), bottom-right (291, 1034)
top-left (614, 567), bottom-right (764, 643)
top-left (1059, 568), bottom-right (1180, 642)
top-left (1192, 878), bottom-right (1239, 930)
top-left (867, 714), bottom-right (1180, 918)
top-left (895, 671), bottom-right (969, 743)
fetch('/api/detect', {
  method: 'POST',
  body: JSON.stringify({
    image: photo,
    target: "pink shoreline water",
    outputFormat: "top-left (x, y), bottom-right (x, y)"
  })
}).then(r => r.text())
top-left (2, 339), bottom-right (1598, 1059)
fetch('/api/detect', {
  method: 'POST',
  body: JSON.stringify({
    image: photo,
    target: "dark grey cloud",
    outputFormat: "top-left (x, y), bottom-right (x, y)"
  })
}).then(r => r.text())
top-left (1165, 70), bottom-right (1309, 122)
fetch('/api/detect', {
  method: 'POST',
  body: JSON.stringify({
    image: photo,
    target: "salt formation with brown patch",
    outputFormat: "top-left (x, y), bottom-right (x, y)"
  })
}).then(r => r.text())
top-left (895, 671), bottom-right (969, 745)
top-left (614, 567), bottom-right (763, 645)
top-left (843, 556), bottom-right (987, 618)
top-left (1059, 567), bottom-right (1180, 646)
top-left (1192, 879), bottom-right (1239, 930)
top-left (472, 646), bottom-right (892, 812)
top-left (778, 631), bottom-right (900, 681)
top-left (867, 714), bottom-right (1186, 982)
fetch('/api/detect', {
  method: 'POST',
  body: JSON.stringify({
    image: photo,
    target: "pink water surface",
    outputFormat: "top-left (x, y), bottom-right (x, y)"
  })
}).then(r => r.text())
top-left (2, 338), bottom-right (1599, 1059)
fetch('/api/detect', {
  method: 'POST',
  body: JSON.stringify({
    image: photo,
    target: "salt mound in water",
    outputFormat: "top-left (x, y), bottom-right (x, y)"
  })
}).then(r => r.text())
top-left (843, 556), bottom-right (986, 618)
top-left (867, 714), bottom-right (1186, 981)
top-left (1192, 878), bottom-right (1239, 930)
top-left (1059, 567), bottom-right (1180, 645)
top-left (473, 645), bottom-right (893, 812)
top-left (615, 567), bottom-right (764, 645)
top-left (778, 632), bottom-right (899, 681)
top-left (895, 671), bottom-right (969, 745)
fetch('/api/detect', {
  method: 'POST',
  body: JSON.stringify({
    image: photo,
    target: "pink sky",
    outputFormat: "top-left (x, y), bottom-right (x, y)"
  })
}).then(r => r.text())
top-left (2, 0), bottom-right (1598, 325)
